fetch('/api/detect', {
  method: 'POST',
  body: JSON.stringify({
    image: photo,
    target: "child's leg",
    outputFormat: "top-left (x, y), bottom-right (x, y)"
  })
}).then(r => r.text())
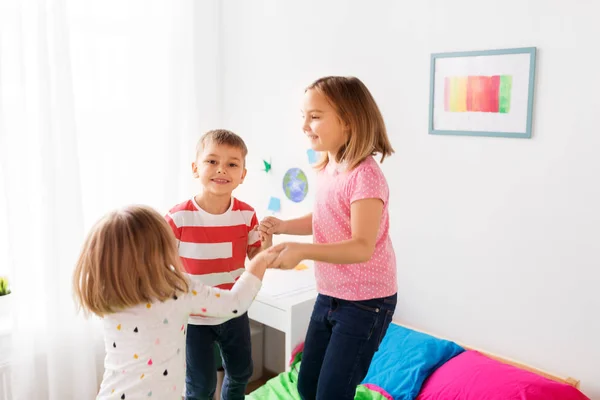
top-left (216, 312), bottom-right (253, 400)
top-left (314, 294), bottom-right (397, 400)
top-left (297, 294), bottom-right (333, 400)
top-left (185, 324), bottom-right (218, 400)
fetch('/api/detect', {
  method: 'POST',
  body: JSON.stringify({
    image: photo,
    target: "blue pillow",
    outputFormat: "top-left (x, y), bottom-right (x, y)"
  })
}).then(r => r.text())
top-left (361, 324), bottom-right (464, 400)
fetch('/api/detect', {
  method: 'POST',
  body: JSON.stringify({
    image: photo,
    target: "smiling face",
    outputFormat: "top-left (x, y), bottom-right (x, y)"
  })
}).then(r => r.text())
top-left (192, 141), bottom-right (247, 196)
top-left (301, 88), bottom-right (347, 157)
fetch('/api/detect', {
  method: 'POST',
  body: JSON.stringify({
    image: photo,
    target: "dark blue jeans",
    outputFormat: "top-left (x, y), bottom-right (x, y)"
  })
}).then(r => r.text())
top-left (298, 293), bottom-right (397, 400)
top-left (185, 312), bottom-right (253, 400)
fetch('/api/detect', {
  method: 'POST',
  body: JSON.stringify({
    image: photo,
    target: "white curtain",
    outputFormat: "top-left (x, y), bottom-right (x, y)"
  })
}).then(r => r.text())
top-left (0, 0), bottom-right (220, 398)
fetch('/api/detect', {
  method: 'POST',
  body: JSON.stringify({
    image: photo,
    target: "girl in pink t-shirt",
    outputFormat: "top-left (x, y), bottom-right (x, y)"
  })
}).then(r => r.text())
top-left (259, 76), bottom-right (397, 400)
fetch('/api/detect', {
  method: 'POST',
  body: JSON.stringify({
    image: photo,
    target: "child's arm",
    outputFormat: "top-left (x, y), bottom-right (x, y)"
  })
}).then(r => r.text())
top-left (187, 248), bottom-right (280, 317)
top-left (272, 199), bottom-right (383, 269)
top-left (247, 231), bottom-right (273, 259)
top-left (247, 213), bottom-right (271, 260)
top-left (272, 164), bottom-right (388, 269)
top-left (259, 213), bottom-right (313, 236)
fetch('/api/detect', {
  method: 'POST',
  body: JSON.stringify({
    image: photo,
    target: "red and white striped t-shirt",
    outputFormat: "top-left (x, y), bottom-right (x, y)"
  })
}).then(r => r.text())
top-left (166, 197), bottom-right (261, 325)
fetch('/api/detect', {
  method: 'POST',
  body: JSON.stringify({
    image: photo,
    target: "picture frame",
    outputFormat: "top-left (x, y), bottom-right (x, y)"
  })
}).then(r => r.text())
top-left (428, 47), bottom-right (537, 138)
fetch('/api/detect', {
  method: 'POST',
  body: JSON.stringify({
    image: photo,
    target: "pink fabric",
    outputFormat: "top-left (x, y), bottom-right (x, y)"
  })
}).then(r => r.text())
top-left (417, 350), bottom-right (590, 400)
top-left (362, 384), bottom-right (394, 400)
top-left (289, 342), bottom-right (304, 366)
top-left (313, 156), bottom-right (397, 300)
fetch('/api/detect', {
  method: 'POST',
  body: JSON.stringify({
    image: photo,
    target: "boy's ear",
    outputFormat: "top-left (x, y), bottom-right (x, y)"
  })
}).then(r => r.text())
top-left (192, 162), bottom-right (199, 178)
top-left (240, 167), bottom-right (247, 183)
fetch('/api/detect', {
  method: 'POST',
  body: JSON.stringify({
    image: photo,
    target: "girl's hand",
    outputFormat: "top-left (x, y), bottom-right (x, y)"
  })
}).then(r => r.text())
top-left (259, 216), bottom-right (286, 235)
top-left (271, 242), bottom-right (305, 270)
top-left (246, 245), bottom-right (284, 278)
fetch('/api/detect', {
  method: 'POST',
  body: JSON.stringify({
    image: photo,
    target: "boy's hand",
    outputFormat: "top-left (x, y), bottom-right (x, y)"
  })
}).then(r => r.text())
top-left (260, 231), bottom-right (273, 249)
top-left (247, 226), bottom-right (263, 260)
top-left (259, 216), bottom-right (286, 235)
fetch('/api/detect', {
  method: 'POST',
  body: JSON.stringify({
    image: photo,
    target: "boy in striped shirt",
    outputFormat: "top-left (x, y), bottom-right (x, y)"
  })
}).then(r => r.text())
top-left (166, 129), bottom-right (271, 400)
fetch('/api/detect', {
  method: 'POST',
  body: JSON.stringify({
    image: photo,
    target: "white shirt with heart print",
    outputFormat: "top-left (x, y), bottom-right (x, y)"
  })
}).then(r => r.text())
top-left (96, 272), bottom-right (261, 400)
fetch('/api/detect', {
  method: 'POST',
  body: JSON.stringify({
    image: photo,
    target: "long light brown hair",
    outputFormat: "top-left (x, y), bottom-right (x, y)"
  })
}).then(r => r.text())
top-left (307, 76), bottom-right (394, 171)
top-left (73, 205), bottom-right (189, 317)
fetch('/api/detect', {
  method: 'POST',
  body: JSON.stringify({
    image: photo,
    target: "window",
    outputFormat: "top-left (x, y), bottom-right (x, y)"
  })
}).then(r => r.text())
top-left (0, 160), bottom-right (9, 279)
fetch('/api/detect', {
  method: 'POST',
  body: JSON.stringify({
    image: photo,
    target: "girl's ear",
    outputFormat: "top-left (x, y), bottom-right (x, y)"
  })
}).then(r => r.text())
top-left (343, 123), bottom-right (352, 138)
top-left (337, 115), bottom-right (351, 135)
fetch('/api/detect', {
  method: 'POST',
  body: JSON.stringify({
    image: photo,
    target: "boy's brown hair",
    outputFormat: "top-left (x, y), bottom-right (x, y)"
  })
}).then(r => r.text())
top-left (72, 205), bottom-right (189, 317)
top-left (307, 76), bottom-right (394, 171)
top-left (196, 129), bottom-right (248, 164)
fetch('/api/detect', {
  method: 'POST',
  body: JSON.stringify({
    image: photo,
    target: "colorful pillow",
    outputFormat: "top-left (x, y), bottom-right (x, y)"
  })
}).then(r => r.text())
top-left (417, 350), bottom-right (590, 400)
top-left (361, 324), bottom-right (464, 400)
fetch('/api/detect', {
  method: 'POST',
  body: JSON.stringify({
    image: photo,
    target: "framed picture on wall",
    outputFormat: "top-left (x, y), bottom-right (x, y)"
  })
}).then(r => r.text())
top-left (428, 47), bottom-right (537, 138)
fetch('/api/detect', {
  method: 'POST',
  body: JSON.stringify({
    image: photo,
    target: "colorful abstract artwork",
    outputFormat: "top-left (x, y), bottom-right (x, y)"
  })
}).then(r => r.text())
top-left (428, 47), bottom-right (536, 138)
top-left (444, 75), bottom-right (512, 113)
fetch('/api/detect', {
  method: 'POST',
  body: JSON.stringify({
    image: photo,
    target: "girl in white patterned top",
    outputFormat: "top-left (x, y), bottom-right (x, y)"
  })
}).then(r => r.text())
top-left (73, 205), bottom-right (280, 399)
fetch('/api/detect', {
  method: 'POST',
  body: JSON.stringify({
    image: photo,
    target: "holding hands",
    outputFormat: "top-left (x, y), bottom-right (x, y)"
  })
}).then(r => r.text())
top-left (258, 216), bottom-right (286, 236)
top-left (253, 216), bottom-right (287, 251)
top-left (269, 242), bottom-right (305, 270)
top-left (245, 244), bottom-right (285, 279)
top-left (258, 217), bottom-right (305, 270)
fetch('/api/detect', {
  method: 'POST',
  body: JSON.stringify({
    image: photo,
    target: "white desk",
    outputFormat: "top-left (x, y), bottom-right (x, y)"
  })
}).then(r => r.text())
top-left (248, 268), bottom-right (317, 371)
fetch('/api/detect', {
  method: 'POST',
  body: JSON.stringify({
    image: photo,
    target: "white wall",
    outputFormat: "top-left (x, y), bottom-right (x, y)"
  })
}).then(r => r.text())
top-left (218, 0), bottom-right (600, 396)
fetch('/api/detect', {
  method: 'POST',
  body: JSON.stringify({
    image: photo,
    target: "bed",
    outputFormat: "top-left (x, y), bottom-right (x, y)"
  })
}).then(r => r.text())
top-left (246, 321), bottom-right (588, 400)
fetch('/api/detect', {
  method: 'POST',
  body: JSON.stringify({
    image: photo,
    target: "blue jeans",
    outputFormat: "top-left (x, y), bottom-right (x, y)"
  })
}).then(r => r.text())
top-left (185, 313), bottom-right (253, 400)
top-left (298, 293), bottom-right (397, 400)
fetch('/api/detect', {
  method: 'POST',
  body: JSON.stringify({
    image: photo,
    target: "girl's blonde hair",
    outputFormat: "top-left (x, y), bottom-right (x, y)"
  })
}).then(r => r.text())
top-left (307, 76), bottom-right (394, 171)
top-left (73, 205), bottom-right (189, 317)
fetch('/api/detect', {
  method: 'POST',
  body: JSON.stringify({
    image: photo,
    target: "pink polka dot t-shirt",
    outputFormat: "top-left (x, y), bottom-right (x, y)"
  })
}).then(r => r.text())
top-left (313, 156), bottom-right (397, 301)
